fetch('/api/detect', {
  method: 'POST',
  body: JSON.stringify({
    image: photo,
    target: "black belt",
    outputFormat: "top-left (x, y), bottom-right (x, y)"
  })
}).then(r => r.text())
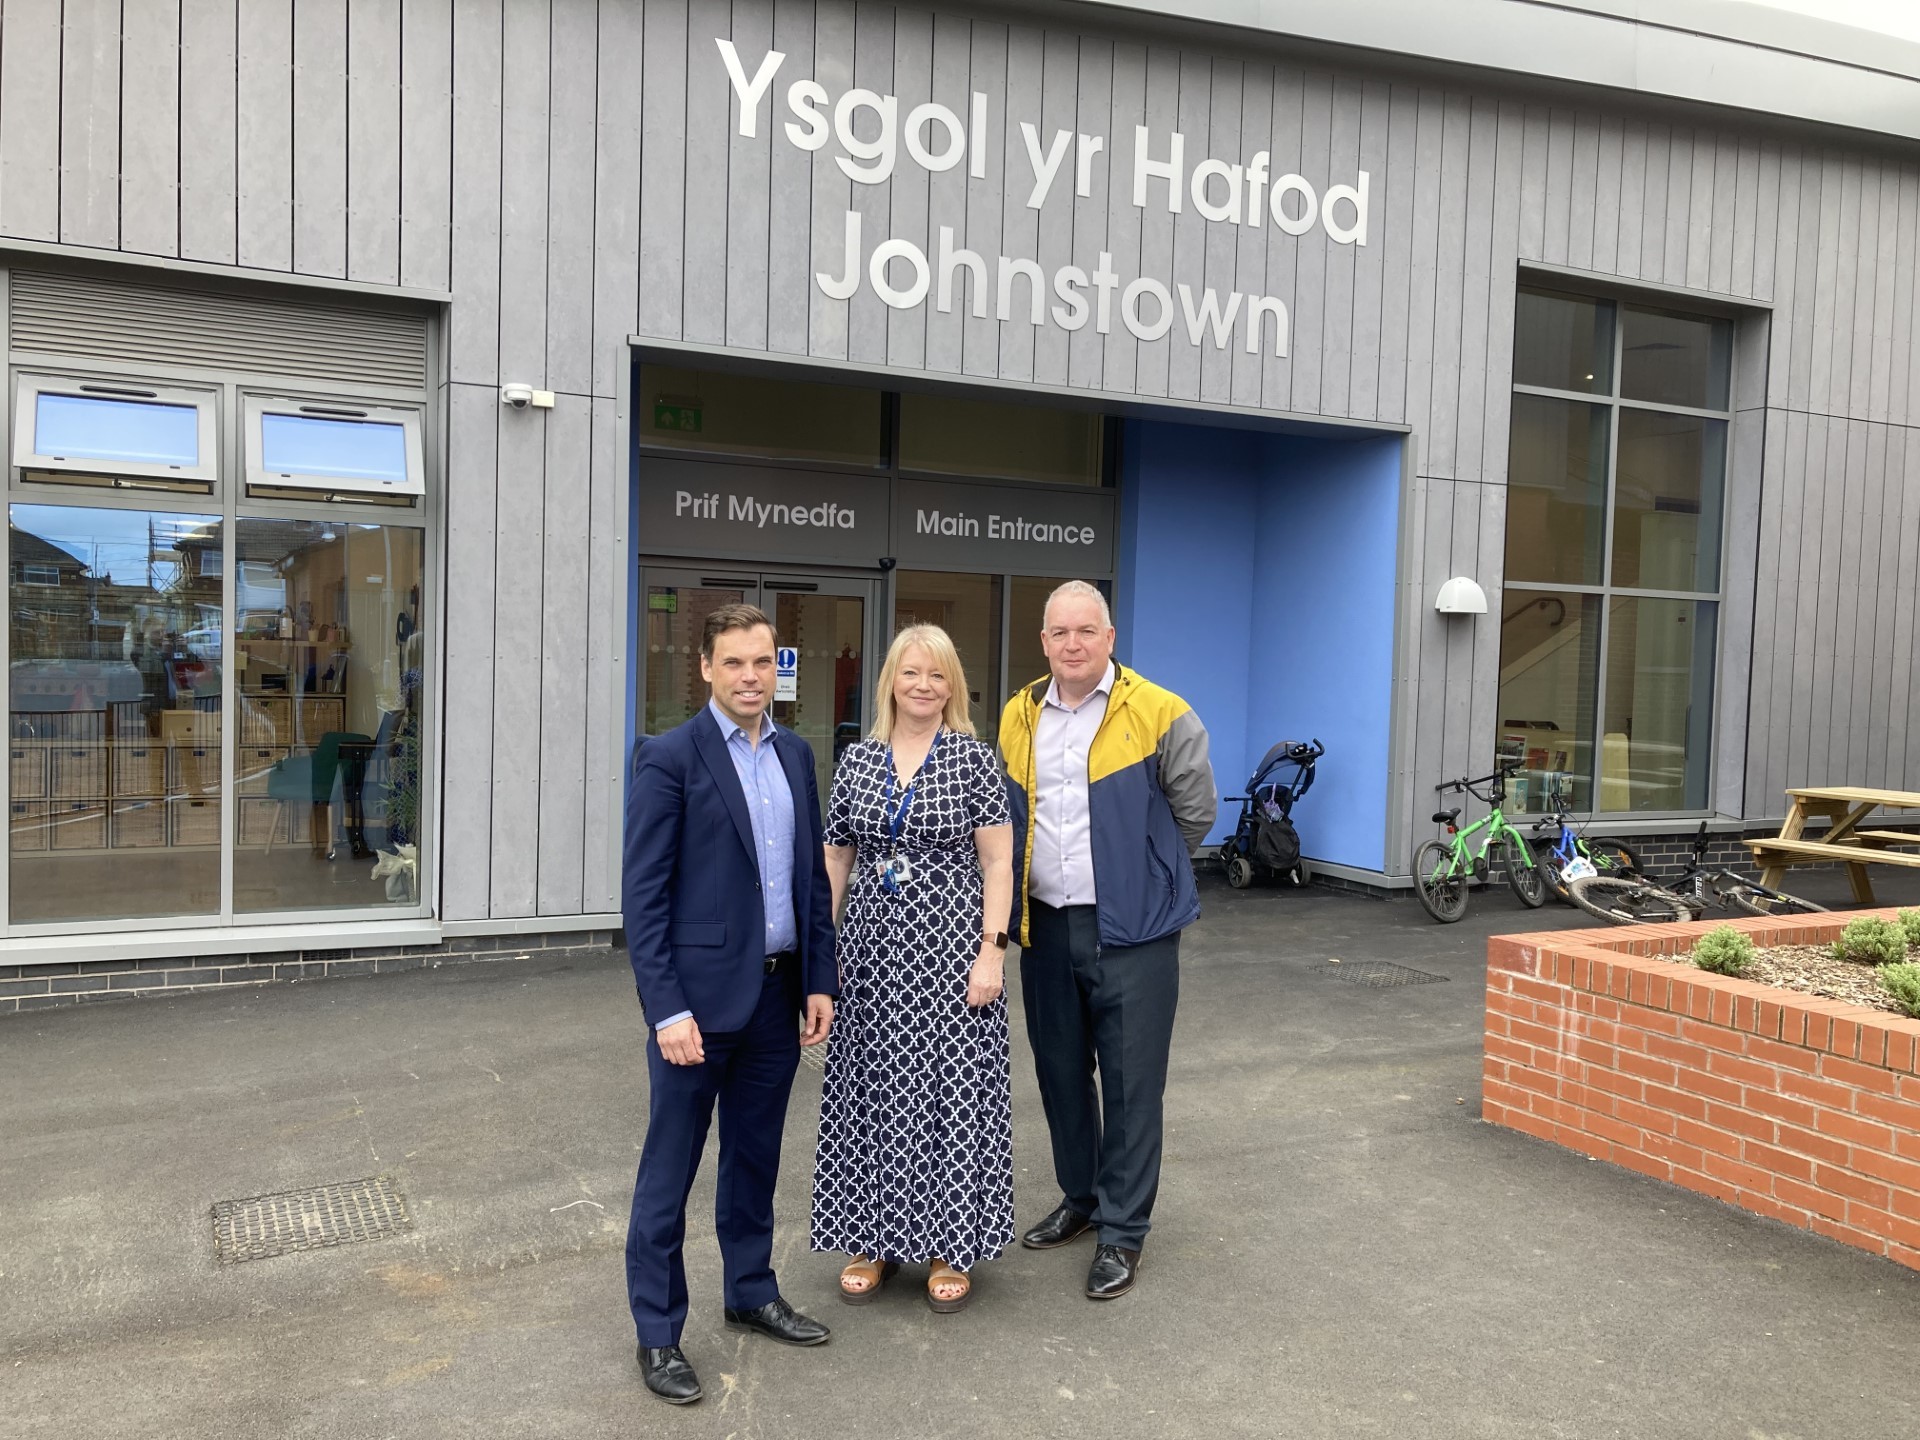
top-left (765, 950), bottom-right (797, 975)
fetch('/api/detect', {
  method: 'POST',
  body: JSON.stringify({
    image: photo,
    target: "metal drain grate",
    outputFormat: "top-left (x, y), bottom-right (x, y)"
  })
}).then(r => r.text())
top-left (212, 1175), bottom-right (412, 1263)
top-left (1312, 961), bottom-right (1449, 987)
top-left (799, 1041), bottom-right (827, 1071)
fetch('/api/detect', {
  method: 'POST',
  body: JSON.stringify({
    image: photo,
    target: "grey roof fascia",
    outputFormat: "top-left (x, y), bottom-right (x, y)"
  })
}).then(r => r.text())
top-left (1068, 0), bottom-right (1920, 142)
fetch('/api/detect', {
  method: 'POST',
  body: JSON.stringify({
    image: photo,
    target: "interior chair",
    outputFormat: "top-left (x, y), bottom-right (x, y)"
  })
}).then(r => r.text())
top-left (263, 731), bottom-right (373, 858)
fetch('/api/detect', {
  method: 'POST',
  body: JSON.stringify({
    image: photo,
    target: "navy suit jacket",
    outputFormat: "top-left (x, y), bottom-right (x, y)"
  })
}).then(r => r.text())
top-left (622, 713), bottom-right (838, 1033)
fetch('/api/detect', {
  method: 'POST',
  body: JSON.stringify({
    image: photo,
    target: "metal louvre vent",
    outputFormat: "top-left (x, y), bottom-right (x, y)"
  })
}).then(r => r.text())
top-left (8, 269), bottom-right (429, 389)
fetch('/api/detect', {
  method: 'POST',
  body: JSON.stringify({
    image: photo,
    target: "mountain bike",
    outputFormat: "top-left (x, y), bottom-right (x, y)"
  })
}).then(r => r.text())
top-left (1413, 764), bottom-right (1548, 923)
top-left (1655, 821), bottom-right (1828, 918)
top-left (1525, 777), bottom-right (1645, 906)
top-left (1563, 871), bottom-right (1699, 924)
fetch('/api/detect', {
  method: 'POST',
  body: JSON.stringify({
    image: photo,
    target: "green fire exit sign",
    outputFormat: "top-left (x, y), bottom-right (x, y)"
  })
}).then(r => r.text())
top-left (653, 401), bottom-right (703, 433)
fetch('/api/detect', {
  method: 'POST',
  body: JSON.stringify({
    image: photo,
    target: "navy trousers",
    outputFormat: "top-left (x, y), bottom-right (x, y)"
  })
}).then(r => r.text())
top-left (626, 970), bottom-right (800, 1347)
top-left (1019, 900), bottom-right (1181, 1250)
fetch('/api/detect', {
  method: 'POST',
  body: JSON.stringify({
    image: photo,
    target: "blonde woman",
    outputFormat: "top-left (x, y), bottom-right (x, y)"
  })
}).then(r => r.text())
top-left (811, 624), bottom-right (1015, 1312)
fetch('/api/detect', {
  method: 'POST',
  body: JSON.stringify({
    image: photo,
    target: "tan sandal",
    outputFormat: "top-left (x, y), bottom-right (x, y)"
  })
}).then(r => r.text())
top-left (926, 1259), bottom-right (971, 1313)
top-left (839, 1256), bottom-right (898, 1305)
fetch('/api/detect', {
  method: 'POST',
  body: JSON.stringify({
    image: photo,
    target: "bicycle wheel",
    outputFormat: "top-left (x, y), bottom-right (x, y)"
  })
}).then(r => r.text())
top-left (1501, 839), bottom-right (1549, 909)
top-left (1567, 875), bottom-right (1695, 925)
top-left (1413, 839), bottom-right (1469, 924)
top-left (1722, 882), bottom-right (1827, 918)
top-left (1583, 838), bottom-right (1644, 878)
top-left (1530, 839), bottom-right (1575, 905)
top-left (1663, 872), bottom-right (1714, 918)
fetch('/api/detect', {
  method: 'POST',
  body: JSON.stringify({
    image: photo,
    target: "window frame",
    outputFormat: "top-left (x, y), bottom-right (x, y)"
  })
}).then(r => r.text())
top-left (11, 370), bottom-right (220, 487)
top-left (2, 358), bottom-right (440, 939)
top-left (242, 393), bottom-right (427, 500)
top-left (1502, 289), bottom-right (1735, 820)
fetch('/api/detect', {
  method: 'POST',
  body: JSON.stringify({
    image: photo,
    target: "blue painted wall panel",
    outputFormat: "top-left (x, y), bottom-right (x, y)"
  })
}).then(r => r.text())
top-left (1114, 421), bottom-right (1258, 844)
top-left (1118, 418), bottom-right (1402, 869)
top-left (1246, 434), bottom-right (1402, 871)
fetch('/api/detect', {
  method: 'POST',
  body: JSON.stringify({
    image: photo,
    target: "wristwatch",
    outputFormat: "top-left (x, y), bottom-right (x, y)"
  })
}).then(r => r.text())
top-left (982, 931), bottom-right (1009, 950)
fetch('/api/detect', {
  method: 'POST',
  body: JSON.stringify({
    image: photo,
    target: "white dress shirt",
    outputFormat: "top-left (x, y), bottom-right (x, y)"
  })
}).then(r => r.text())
top-left (1027, 662), bottom-right (1114, 909)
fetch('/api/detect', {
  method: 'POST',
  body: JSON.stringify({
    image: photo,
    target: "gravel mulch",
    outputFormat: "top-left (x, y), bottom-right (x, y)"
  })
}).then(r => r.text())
top-left (1661, 942), bottom-right (1912, 1015)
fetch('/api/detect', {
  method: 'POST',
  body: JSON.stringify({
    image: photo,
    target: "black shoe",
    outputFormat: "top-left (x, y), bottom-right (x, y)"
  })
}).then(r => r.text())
top-left (1021, 1203), bottom-right (1094, 1250)
top-left (637, 1344), bottom-right (702, 1404)
top-left (723, 1295), bottom-right (831, 1346)
top-left (1085, 1244), bottom-right (1141, 1300)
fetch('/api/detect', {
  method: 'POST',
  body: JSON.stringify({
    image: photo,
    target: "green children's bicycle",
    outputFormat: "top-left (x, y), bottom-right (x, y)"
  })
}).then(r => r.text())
top-left (1413, 763), bottom-right (1548, 923)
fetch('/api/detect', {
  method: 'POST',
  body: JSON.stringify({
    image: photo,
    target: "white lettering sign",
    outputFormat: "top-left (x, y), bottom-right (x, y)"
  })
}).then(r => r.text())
top-left (915, 508), bottom-right (1096, 546)
top-left (716, 37), bottom-right (1367, 361)
top-left (674, 489), bottom-right (857, 529)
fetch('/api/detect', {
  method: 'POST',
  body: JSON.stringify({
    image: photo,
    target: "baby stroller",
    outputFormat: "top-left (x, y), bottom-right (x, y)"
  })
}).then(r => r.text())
top-left (1219, 739), bottom-right (1324, 889)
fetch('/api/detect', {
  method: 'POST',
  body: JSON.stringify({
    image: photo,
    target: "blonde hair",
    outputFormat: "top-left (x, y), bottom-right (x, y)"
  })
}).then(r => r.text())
top-left (871, 624), bottom-right (974, 742)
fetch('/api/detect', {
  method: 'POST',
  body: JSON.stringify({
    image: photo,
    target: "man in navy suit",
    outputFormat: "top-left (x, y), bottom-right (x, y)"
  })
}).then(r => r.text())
top-left (622, 603), bottom-right (838, 1405)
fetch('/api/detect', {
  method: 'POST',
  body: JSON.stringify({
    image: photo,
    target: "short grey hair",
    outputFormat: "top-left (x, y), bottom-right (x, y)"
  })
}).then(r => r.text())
top-left (1042, 579), bottom-right (1112, 630)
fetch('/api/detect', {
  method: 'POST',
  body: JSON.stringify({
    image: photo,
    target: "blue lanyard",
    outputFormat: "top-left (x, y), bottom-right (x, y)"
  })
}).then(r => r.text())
top-left (880, 728), bottom-right (943, 889)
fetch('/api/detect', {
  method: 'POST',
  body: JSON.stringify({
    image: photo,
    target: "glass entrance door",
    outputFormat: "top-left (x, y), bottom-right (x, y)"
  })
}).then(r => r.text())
top-left (638, 566), bottom-right (878, 816)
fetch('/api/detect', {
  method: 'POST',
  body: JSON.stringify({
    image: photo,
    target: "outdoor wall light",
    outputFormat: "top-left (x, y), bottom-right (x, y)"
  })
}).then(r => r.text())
top-left (1434, 576), bottom-right (1488, 615)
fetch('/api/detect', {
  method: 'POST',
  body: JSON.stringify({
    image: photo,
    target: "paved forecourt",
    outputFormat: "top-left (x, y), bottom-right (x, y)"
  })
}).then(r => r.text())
top-left (5, 865), bottom-right (1920, 1440)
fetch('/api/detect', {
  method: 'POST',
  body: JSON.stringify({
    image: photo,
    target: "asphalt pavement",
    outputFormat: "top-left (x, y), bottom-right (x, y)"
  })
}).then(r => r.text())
top-left (6, 863), bottom-right (1920, 1440)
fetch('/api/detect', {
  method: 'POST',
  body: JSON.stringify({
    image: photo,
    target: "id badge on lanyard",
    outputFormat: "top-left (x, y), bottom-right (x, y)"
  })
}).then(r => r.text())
top-left (879, 729), bottom-right (943, 895)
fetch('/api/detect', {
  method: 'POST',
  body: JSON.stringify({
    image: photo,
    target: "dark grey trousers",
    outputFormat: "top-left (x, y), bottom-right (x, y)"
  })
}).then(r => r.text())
top-left (1019, 900), bottom-right (1181, 1249)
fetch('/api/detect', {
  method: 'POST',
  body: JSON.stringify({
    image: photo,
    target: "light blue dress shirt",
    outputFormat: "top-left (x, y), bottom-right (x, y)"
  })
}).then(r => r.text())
top-left (1029, 661), bottom-right (1115, 908)
top-left (654, 701), bottom-right (799, 1032)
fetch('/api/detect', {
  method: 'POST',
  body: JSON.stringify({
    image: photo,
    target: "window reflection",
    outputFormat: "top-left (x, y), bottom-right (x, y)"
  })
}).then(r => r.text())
top-left (1513, 289), bottom-right (1613, 394)
top-left (9, 504), bottom-right (223, 923)
top-left (638, 365), bottom-right (884, 466)
top-left (900, 394), bottom-right (1104, 485)
top-left (1601, 598), bottom-right (1717, 812)
top-left (1621, 307), bottom-right (1731, 410)
top-left (1494, 590), bottom-right (1602, 814)
top-left (895, 571), bottom-right (1003, 744)
top-left (1612, 411), bottom-right (1726, 591)
top-left (1503, 394), bottom-right (1609, 586)
top-left (230, 519), bottom-right (426, 913)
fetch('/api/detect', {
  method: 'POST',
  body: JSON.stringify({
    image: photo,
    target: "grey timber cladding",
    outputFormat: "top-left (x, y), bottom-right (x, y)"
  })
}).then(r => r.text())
top-left (0, 0), bottom-right (1915, 905)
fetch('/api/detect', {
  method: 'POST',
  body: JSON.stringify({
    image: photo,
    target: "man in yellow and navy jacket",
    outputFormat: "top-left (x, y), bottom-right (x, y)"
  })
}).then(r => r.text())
top-left (998, 581), bottom-right (1215, 1302)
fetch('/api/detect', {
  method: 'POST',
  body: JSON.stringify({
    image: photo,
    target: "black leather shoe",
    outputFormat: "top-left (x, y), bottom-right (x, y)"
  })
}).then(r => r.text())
top-left (1085, 1244), bottom-right (1141, 1300)
top-left (723, 1296), bottom-right (831, 1346)
top-left (1021, 1203), bottom-right (1094, 1250)
top-left (637, 1344), bottom-right (702, 1404)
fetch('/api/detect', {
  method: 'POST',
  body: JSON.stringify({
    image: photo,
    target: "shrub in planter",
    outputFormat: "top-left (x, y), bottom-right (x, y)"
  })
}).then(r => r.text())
top-left (1691, 925), bottom-right (1756, 976)
top-left (1899, 909), bottom-right (1920, 949)
top-left (1880, 962), bottom-right (1920, 1020)
top-left (1832, 915), bottom-right (1909, 966)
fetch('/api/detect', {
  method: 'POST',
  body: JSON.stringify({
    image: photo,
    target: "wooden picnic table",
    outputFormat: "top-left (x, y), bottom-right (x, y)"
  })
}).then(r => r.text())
top-left (1745, 786), bottom-right (1920, 906)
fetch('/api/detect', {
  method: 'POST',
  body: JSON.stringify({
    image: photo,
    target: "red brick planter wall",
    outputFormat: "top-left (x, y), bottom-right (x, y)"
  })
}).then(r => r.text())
top-left (1484, 910), bottom-right (1920, 1271)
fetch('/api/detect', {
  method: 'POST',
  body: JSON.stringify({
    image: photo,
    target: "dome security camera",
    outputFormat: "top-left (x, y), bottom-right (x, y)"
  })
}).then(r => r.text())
top-left (501, 382), bottom-right (535, 409)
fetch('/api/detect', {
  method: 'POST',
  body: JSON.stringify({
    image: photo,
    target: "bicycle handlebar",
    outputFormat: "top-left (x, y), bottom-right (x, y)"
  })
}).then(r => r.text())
top-left (1434, 760), bottom-right (1523, 795)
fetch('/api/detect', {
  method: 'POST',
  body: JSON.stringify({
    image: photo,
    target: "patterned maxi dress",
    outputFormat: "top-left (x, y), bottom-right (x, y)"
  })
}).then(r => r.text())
top-left (810, 732), bottom-right (1015, 1271)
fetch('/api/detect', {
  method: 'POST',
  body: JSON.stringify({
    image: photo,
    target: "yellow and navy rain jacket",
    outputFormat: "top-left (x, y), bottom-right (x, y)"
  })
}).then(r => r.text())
top-left (999, 664), bottom-right (1217, 949)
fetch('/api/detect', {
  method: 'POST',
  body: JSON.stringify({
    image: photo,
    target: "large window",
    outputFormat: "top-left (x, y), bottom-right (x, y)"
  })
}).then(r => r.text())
top-left (1498, 288), bottom-right (1730, 814)
top-left (229, 519), bottom-right (426, 913)
top-left (9, 506), bottom-right (223, 923)
top-left (6, 374), bottom-right (431, 929)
